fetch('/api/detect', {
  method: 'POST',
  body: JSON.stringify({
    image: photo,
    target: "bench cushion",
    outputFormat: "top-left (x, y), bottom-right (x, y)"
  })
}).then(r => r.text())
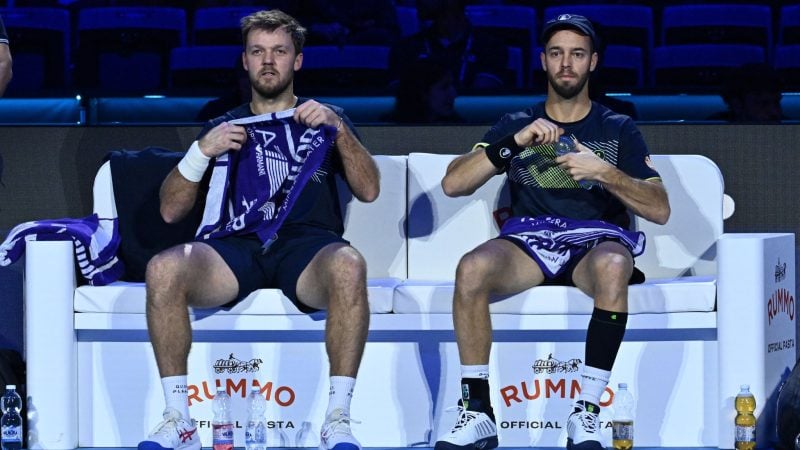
top-left (393, 276), bottom-right (715, 314)
top-left (75, 278), bottom-right (399, 314)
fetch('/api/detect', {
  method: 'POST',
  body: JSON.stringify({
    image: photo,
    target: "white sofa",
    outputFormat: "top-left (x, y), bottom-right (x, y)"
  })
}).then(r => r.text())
top-left (24, 153), bottom-right (795, 449)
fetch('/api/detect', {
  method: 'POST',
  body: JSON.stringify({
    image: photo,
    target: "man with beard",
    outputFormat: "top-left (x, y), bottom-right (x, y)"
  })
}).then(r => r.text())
top-left (433, 14), bottom-right (669, 450)
top-left (138, 10), bottom-right (379, 450)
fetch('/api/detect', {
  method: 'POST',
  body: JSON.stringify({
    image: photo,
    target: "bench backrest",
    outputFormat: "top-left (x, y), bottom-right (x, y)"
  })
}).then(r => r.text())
top-left (93, 154), bottom-right (408, 280)
top-left (406, 153), bottom-right (724, 280)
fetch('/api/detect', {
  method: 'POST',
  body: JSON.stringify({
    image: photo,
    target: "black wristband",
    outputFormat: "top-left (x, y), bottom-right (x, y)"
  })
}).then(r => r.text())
top-left (483, 134), bottom-right (523, 169)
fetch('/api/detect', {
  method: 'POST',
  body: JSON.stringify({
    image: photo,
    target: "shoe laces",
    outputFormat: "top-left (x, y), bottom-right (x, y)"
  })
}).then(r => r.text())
top-left (445, 405), bottom-right (482, 432)
top-left (321, 409), bottom-right (361, 440)
top-left (573, 406), bottom-right (599, 434)
top-left (150, 411), bottom-right (180, 439)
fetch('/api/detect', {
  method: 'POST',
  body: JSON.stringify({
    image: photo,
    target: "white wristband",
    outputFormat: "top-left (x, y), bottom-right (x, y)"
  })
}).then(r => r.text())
top-left (177, 141), bottom-right (211, 182)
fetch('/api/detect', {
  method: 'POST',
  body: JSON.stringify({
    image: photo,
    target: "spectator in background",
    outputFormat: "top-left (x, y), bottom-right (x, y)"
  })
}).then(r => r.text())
top-left (707, 63), bottom-right (787, 122)
top-left (296, 0), bottom-right (400, 46)
top-left (389, 0), bottom-right (509, 90)
top-left (0, 15), bottom-right (12, 96)
top-left (385, 58), bottom-right (464, 124)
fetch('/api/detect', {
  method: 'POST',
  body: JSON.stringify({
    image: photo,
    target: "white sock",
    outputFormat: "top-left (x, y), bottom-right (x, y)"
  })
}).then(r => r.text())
top-left (161, 375), bottom-right (191, 420)
top-left (460, 364), bottom-right (490, 380)
top-left (326, 376), bottom-right (356, 418)
top-left (578, 366), bottom-right (611, 407)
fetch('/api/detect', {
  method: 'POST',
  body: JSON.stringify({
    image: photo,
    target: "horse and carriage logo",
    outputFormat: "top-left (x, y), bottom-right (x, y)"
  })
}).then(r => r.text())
top-left (532, 353), bottom-right (582, 374)
top-left (213, 353), bottom-right (263, 374)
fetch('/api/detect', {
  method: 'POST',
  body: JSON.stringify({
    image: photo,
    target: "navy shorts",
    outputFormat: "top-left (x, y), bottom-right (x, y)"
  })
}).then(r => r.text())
top-left (203, 227), bottom-right (348, 312)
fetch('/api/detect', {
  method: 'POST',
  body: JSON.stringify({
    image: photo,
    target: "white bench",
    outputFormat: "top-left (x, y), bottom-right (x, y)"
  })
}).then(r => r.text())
top-left (24, 154), bottom-right (795, 449)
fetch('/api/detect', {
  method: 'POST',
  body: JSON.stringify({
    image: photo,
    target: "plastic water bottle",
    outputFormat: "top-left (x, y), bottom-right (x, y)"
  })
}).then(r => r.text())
top-left (245, 383), bottom-right (268, 450)
top-left (612, 383), bottom-right (634, 450)
top-left (734, 385), bottom-right (756, 450)
top-left (554, 136), bottom-right (597, 189)
top-left (1, 385), bottom-right (23, 450)
top-left (212, 388), bottom-right (234, 450)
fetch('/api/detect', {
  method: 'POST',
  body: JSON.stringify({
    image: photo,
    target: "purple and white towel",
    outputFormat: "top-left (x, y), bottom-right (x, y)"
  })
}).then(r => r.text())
top-left (197, 109), bottom-right (336, 245)
top-left (0, 214), bottom-right (124, 286)
top-left (499, 216), bottom-right (646, 278)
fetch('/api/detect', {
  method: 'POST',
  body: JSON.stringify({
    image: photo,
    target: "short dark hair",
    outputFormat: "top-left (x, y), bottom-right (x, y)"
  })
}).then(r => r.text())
top-left (240, 9), bottom-right (307, 53)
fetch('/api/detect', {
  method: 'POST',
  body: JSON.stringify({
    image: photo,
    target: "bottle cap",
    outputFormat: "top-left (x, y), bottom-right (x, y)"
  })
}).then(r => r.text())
top-left (740, 384), bottom-right (750, 391)
top-left (618, 382), bottom-right (628, 389)
top-left (5, 385), bottom-right (14, 390)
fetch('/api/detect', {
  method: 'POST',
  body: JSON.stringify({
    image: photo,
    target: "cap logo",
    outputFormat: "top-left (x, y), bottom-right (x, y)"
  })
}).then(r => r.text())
top-left (557, 14), bottom-right (573, 21)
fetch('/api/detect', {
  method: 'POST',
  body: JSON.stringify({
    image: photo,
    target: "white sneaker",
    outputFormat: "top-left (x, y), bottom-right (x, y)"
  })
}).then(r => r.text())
top-left (138, 407), bottom-right (200, 450)
top-left (434, 404), bottom-right (498, 450)
top-left (566, 401), bottom-right (605, 450)
top-left (319, 408), bottom-right (361, 450)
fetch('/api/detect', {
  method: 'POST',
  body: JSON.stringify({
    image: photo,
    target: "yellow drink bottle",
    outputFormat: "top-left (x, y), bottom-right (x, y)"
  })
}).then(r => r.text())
top-left (734, 384), bottom-right (756, 450)
top-left (612, 383), bottom-right (634, 450)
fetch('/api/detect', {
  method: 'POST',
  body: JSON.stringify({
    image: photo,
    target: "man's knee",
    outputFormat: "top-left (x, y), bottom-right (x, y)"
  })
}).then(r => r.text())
top-left (590, 250), bottom-right (633, 283)
top-left (327, 246), bottom-right (367, 288)
top-left (455, 250), bottom-right (493, 292)
top-left (145, 249), bottom-right (187, 305)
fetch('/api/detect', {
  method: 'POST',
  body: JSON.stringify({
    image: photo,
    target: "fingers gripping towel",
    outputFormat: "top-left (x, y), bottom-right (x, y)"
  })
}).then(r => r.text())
top-left (197, 109), bottom-right (337, 245)
top-left (0, 214), bottom-right (124, 286)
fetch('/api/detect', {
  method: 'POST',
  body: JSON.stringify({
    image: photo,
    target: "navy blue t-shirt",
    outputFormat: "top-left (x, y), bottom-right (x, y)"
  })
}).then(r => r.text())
top-left (481, 101), bottom-right (660, 229)
top-left (0, 16), bottom-right (8, 44)
top-left (198, 98), bottom-right (357, 236)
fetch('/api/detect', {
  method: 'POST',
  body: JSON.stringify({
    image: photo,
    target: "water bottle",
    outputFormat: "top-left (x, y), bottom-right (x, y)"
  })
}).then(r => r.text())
top-left (734, 385), bottom-right (756, 450)
top-left (1, 385), bottom-right (22, 450)
top-left (212, 388), bottom-right (234, 450)
top-left (245, 383), bottom-right (268, 450)
top-left (554, 136), bottom-right (597, 189)
top-left (612, 382), bottom-right (634, 450)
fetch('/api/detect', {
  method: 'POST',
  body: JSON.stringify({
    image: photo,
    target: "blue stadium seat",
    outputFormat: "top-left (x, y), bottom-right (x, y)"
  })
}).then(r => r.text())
top-left (169, 45), bottom-right (243, 92)
top-left (297, 45), bottom-right (390, 93)
top-left (0, 7), bottom-right (70, 95)
top-left (600, 45), bottom-right (644, 90)
top-left (465, 5), bottom-right (537, 87)
top-left (779, 5), bottom-right (800, 45)
top-left (652, 44), bottom-right (765, 89)
top-left (661, 5), bottom-right (772, 58)
top-left (395, 5), bottom-right (419, 37)
top-left (774, 45), bottom-right (800, 89)
top-left (542, 5), bottom-right (653, 71)
top-left (76, 7), bottom-right (187, 94)
top-left (192, 6), bottom-right (261, 46)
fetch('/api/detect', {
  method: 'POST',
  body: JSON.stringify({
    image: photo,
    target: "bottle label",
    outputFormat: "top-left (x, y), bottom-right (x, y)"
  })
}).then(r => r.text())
top-left (612, 421), bottom-right (634, 441)
top-left (1, 425), bottom-right (22, 442)
top-left (213, 423), bottom-right (234, 450)
top-left (735, 425), bottom-right (756, 443)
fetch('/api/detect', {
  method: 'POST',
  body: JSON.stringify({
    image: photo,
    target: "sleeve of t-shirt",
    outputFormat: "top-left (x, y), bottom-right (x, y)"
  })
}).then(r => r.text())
top-left (616, 118), bottom-right (661, 181)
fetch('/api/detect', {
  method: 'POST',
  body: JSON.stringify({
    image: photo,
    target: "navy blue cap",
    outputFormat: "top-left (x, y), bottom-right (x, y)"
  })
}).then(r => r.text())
top-left (540, 14), bottom-right (598, 49)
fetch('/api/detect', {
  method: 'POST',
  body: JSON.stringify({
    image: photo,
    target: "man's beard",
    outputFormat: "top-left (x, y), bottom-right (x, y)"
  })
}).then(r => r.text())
top-left (547, 70), bottom-right (589, 99)
top-left (251, 71), bottom-right (293, 99)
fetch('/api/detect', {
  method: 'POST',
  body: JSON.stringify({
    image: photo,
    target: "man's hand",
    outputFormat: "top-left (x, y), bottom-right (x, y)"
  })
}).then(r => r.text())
top-left (198, 121), bottom-right (247, 157)
top-left (555, 139), bottom-right (610, 183)
top-left (513, 118), bottom-right (564, 147)
top-left (294, 100), bottom-right (340, 130)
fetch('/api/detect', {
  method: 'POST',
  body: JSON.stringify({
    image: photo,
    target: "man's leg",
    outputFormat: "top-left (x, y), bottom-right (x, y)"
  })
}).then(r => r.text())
top-left (438, 239), bottom-right (545, 450)
top-left (567, 241), bottom-right (634, 450)
top-left (296, 243), bottom-right (369, 450)
top-left (140, 242), bottom-right (240, 450)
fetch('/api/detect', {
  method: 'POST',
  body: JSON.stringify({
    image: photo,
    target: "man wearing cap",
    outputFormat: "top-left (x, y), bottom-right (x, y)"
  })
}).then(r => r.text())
top-left (0, 15), bottom-right (12, 96)
top-left (433, 14), bottom-right (669, 450)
